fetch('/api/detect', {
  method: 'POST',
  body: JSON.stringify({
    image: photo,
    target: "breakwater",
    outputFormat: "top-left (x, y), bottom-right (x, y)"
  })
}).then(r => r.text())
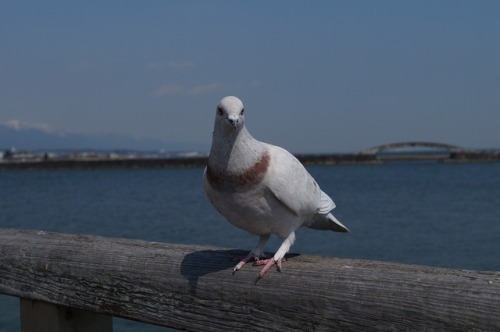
top-left (1, 150), bottom-right (499, 170)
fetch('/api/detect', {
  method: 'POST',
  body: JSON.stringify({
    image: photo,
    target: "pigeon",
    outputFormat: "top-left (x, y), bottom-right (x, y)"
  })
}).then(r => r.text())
top-left (203, 96), bottom-right (348, 279)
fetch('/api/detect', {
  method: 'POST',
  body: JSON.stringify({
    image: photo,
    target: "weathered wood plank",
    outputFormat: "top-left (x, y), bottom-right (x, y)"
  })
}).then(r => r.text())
top-left (20, 299), bottom-right (112, 332)
top-left (1, 228), bottom-right (499, 331)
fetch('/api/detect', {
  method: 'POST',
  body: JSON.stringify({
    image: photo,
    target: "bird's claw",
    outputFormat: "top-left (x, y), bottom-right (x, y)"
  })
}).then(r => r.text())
top-left (253, 258), bottom-right (286, 282)
top-left (233, 252), bottom-right (268, 274)
top-left (233, 252), bottom-right (286, 280)
top-left (253, 257), bottom-right (286, 267)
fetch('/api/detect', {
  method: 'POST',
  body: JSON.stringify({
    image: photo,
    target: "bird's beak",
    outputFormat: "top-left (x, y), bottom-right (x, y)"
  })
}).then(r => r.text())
top-left (227, 115), bottom-right (240, 128)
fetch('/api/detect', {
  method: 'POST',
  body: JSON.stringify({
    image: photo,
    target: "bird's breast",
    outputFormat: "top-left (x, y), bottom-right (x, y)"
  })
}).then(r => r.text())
top-left (206, 151), bottom-right (270, 192)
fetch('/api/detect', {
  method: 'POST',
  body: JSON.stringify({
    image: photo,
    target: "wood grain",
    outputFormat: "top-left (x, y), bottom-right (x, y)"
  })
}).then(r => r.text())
top-left (1, 228), bottom-right (499, 331)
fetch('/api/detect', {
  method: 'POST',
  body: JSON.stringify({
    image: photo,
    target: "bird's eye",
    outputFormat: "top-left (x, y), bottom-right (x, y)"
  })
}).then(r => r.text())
top-left (240, 108), bottom-right (245, 115)
top-left (217, 106), bottom-right (223, 116)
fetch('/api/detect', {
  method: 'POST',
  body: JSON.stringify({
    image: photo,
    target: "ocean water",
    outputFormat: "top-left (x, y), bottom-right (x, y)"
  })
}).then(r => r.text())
top-left (1, 162), bottom-right (500, 331)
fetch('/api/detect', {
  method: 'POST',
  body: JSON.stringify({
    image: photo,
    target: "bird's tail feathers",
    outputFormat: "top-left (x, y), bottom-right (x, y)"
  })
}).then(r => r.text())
top-left (327, 213), bottom-right (349, 233)
top-left (306, 213), bottom-right (349, 233)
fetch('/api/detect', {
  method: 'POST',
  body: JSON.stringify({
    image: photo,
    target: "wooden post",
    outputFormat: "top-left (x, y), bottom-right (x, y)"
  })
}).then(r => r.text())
top-left (1, 228), bottom-right (500, 331)
top-left (20, 299), bottom-right (112, 332)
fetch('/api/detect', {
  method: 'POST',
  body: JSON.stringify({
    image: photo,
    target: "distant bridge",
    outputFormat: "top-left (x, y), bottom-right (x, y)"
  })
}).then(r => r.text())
top-left (361, 141), bottom-right (466, 155)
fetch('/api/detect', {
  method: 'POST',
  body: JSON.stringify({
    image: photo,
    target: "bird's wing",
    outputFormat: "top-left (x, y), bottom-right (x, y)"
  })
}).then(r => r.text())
top-left (318, 190), bottom-right (336, 214)
top-left (264, 144), bottom-right (324, 217)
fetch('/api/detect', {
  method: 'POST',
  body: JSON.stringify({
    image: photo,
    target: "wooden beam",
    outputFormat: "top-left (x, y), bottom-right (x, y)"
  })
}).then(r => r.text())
top-left (1, 228), bottom-right (499, 331)
top-left (20, 299), bottom-right (112, 332)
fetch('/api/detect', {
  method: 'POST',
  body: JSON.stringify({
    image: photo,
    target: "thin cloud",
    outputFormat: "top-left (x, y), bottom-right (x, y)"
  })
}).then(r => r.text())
top-left (146, 62), bottom-right (169, 70)
top-left (69, 61), bottom-right (94, 71)
top-left (169, 61), bottom-right (195, 70)
top-left (152, 84), bottom-right (184, 97)
top-left (152, 83), bottom-right (221, 97)
top-left (2, 119), bottom-right (54, 133)
top-left (189, 83), bottom-right (221, 96)
top-left (146, 61), bottom-right (195, 71)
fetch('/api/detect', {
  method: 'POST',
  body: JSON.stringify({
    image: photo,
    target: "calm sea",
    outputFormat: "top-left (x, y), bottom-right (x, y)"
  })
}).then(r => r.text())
top-left (1, 162), bottom-right (500, 331)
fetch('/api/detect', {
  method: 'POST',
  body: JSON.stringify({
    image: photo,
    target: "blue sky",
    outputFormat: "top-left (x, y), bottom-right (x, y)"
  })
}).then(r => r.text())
top-left (1, 1), bottom-right (499, 153)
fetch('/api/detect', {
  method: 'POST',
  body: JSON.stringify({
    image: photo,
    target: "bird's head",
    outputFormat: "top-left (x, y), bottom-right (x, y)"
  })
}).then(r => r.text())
top-left (215, 96), bottom-right (245, 131)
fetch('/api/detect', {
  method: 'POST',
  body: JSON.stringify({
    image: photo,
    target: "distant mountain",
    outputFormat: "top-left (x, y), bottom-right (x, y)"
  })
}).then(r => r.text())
top-left (0, 120), bottom-right (207, 152)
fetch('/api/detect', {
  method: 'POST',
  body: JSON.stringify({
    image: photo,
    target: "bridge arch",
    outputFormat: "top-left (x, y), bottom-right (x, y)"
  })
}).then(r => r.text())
top-left (361, 142), bottom-right (465, 155)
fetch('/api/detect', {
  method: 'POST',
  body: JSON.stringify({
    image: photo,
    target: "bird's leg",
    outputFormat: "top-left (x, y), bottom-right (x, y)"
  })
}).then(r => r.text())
top-left (233, 234), bottom-right (270, 274)
top-left (255, 232), bottom-right (295, 279)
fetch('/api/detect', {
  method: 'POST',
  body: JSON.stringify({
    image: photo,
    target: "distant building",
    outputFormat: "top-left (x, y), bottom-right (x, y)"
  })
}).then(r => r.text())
top-left (2, 148), bottom-right (37, 162)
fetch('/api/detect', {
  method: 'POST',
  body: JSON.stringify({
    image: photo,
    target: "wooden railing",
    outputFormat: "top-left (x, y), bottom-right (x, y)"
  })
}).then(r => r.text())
top-left (1, 228), bottom-right (499, 331)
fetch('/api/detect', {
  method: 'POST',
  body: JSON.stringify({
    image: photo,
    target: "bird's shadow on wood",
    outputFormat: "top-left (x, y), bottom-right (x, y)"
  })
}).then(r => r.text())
top-left (180, 249), bottom-right (301, 292)
top-left (180, 249), bottom-right (243, 293)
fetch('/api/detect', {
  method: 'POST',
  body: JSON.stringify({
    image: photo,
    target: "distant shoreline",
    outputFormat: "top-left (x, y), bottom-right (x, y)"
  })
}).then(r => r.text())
top-left (1, 151), bottom-right (499, 171)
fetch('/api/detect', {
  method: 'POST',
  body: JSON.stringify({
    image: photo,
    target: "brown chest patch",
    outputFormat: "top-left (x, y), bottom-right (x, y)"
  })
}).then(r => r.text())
top-left (207, 152), bottom-right (270, 191)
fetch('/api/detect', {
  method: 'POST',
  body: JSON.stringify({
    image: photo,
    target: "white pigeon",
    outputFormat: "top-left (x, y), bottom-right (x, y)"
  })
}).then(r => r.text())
top-left (203, 96), bottom-right (348, 279)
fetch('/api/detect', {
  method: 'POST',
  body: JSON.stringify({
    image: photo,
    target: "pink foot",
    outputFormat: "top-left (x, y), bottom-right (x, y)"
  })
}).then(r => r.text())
top-left (232, 252), bottom-right (268, 274)
top-left (254, 257), bottom-right (286, 279)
